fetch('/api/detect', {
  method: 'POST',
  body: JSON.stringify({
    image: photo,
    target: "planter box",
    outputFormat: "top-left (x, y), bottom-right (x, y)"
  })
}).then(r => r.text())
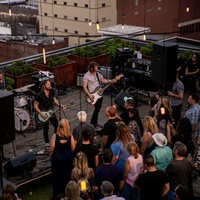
top-left (68, 54), bottom-right (110, 73)
top-left (5, 71), bottom-right (38, 89)
top-left (35, 60), bottom-right (77, 86)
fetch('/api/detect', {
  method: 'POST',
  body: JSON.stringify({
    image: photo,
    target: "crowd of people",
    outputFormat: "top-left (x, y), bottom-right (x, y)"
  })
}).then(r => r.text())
top-left (1, 55), bottom-right (200, 200)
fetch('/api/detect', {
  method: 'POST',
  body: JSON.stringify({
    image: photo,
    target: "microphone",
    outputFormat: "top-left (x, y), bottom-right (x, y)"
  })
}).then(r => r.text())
top-left (51, 87), bottom-right (58, 92)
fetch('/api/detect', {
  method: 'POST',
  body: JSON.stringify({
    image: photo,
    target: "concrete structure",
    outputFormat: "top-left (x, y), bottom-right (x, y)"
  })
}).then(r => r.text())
top-left (38, 0), bottom-right (117, 46)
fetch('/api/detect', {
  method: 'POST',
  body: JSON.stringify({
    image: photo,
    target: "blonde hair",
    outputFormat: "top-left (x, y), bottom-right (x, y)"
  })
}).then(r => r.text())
top-left (114, 123), bottom-right (134, 146)
top-left (126, 142), bottom-right (139, 159)
top-left (142, 116), bottom-right (159, 133)
top-left (72, 152), bottom-right (93, 181)
top-left (57, 119), bottom-right (71, 138)
top-left (160, 96), bottom-right (173, 116)
top-left (65, 181), bottom-right (81, 200)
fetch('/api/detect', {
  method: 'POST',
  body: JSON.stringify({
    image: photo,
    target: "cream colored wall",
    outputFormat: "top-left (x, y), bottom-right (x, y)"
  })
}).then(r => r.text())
top-left (38, 0), bottom-right (117, 46)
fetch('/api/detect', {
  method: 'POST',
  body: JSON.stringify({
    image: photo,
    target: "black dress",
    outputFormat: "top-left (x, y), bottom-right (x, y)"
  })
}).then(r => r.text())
top-left (51, 134), bottom-right (73, 198)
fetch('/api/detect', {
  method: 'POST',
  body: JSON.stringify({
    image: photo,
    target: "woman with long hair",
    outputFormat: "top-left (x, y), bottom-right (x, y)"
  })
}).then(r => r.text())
top-left (121, 142), bottom-right (143, 200)
top-left (49, 119), bottom-right (75, 200)
top-left (155, 96), bottom-right (173, 137)
top-left (110, 123), bottom-right (134, 171)
top-left (140, 116), bottom-right (159, 155)
top-left (0, 184), bottom-right (21, 200)
top-left (71, 151), bottom-right (94, 184)
top-left (128, 108), bottom-right (143, 146)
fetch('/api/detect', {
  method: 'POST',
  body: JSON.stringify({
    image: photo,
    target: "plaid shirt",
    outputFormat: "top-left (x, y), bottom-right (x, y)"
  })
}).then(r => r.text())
top-left (184, 103), bottom-right (200, 138)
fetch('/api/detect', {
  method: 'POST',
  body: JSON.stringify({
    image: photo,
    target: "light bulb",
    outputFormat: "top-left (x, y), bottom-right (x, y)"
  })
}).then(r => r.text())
top-left (52, 38), bottom-right (55, 44)
top-left (8, 7), bottom-right (11, 16)
top-left (186, 6), bottom-right (189, 12)
top-left (96, 21), bottom-right (100, 30)
top-left (42, 46), bottom-right (46, 64)
top-left (142, 33), bottom-right (146, 41)
top-left (122, 24), bottom-right (124, 29)
top-left (89, 20), bottom-right (92, 26)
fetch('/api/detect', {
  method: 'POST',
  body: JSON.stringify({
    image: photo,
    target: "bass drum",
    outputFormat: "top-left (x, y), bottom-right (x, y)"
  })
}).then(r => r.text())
top-left (14, 108), bottom-right (30, 131)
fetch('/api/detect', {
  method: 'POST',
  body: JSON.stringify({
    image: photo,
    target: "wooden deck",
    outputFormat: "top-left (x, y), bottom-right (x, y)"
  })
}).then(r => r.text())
top-left (2, 86), bottom-right (189, 193)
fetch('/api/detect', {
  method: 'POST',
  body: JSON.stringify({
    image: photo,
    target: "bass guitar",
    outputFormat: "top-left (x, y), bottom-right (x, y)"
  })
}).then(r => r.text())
top-left (38, 100), bottom-right (76, 123)
top-left (86, 74), bottom-right (124, 105)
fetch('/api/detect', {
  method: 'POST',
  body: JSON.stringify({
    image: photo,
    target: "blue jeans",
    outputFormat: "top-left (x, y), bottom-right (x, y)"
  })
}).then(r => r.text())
top-left (121, 182), bottom-right (136, 200)
top-left (168, 190), bottom-right (176, 200)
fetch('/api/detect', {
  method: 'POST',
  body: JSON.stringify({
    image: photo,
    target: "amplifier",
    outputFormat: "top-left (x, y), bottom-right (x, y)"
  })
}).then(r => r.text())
top-left (32, 72), bottom-right (54, 93)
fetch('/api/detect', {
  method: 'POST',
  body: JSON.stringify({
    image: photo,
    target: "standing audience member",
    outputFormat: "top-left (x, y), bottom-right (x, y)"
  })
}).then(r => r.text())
top-left (168, 72), bottom-right (184, 128)
top-left (71, 151), bottom-right (94, 185)
top-left (135, 154), bottom-right (170, 200)
top-left (73, 129), bottom-right (99, 171)
top-left (185, 53), bottom-right (200, 94)
top-left (167, 117), bottom-right (195, 155)
top-left (73, 111), bottom-right (96, 147)
top-left (92, 149), bottom-right (124, 199)
top-left (140, 116), bottom-right (159, 155)
top-left (61, 181), bottom-right (82, 200)
top-left (0, 70), bottom-right (6, 90)
top-left (101, 106), bottom-right (122, 150)
top-left (184, 94), bottom-right (200, 139)
top-left (155, 96), bottom-right (173, 137)
top-left (100, 181), bottom-right (125, 200)
top-left (119, 97), bottom-right (135, 125)
top-left (121, 142), bottom-right (143, 200)
top-left (0, 184), bottom-right (21, 200)
top-left (111, 123), bottom-right (135, 172)
top-left (151, 133), bottom-right (173, 171)
top-left (165, 142), bottom-right (190, 200)
top-left (174, 185), bottom-right (190, 200)
top-left (49, 119), bottom-right (75, 199)
top-left (83, 61), bottom-right (115, 129)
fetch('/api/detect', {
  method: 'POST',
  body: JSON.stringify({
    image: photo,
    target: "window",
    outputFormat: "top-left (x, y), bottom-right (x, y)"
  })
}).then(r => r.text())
top-left (64, 29), bottom-right (68, 32)
top-left (74, 3), bottom-right (77, 6)
top-left (55, 27), bottom-right (58, 31)
top-left (75, 30), bottom-right (78, 34)
top-left (85, 4), bottom-right (88, 7)
top-left (74, 17), bottom-right (78, 20)
top-left (63, 2), bottom-right (67, 5)
top-left (102, 3), bottom-right (105, 7)
top-left (147, 8), bottom-right (152, 12)
top-left (135, 11), bottom-right (138, 15)
top-left (135, 0), bottom-right (138, 6)
top-left (54, 1), bottom-right (57, 4)
top-left (44, 0), bottom-right (47, 2)
top-left (64, 15), bottom-right (67, 19)
top-left (157, 7), bottom-right (161, 11)
top-left (44, 13), bottom-right (48, 16)
top-left (102, 17), bottom-right (106, 22)
top-left (85, 32), bottom-right (89, 36)
top-left (44, 26), bottom-right (48, 30)
top-left (54, 14), bottom-right (57, 17)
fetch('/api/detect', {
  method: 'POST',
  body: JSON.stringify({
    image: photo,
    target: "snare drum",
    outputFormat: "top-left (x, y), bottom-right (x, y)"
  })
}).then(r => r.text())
top-left (14, 108), bottom-right (30, 131)
top-left (14, 95), bottom-right (28, 108)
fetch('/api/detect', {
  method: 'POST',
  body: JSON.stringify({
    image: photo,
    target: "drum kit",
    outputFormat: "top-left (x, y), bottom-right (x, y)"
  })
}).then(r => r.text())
top-left (13, 84), bottom-right (37, 133)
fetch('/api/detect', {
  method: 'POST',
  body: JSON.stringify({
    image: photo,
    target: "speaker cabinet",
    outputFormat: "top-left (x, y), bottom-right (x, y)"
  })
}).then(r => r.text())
top-left (4, 152), bottom-right (37, 177)
top-left (152, 42), bottom-right (178, 85)
top-left (0, 91), bottom-right (15, 145)
top-left (114, 91), bottom-right (135, 108)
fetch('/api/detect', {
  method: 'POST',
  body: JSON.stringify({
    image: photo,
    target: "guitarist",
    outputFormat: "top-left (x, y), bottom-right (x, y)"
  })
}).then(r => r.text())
top-left (34, 79), bottom-right (64, 148)
top-left (83, 62), bottom-right (115, 129)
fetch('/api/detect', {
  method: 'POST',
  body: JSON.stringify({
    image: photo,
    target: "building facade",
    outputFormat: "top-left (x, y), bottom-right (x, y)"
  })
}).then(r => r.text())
top-left (38, 0), bottom-right (117, 46)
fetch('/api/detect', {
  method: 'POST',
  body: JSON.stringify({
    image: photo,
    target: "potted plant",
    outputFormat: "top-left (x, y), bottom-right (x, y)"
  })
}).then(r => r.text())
top-left (36, 54), bottom-right (77, 86)
top-left (4, 60), bottom-right (37, 88)
top-left (68, 45), bottom-right (110, 73)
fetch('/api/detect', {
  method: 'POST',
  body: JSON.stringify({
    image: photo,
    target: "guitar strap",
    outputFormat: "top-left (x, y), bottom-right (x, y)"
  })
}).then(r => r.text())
top-left (96, 72), bottom-right (102, 86)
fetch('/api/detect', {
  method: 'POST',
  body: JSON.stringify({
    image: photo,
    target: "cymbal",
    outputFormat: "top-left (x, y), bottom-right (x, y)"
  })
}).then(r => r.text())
top-left (14, 86), bottom-right (29, 93)
top-left (24, 84), bottom-right (35, 88)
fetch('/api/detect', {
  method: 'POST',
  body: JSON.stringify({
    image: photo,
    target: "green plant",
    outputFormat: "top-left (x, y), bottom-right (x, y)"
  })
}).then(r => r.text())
top-left (5, 61), bottom-right (35, 76)
top-left (5, 77), bottom-right (14, 91)
top-left (139, 42), bottom-right (153, 56)
top-left (72, 47), bottom-right (85, 57)
top-left (181, 50), bottom-right (193, 62)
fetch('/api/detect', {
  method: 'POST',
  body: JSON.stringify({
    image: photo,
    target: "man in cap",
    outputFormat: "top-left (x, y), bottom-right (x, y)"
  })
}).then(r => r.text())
top-left (118, 96), bottom-right (135, 125)
top-left (150, 133), bottom-right (173, 170)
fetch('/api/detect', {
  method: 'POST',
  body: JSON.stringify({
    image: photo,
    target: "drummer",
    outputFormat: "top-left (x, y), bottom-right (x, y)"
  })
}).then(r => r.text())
top-left (0, 70), bottom-right (6, 90)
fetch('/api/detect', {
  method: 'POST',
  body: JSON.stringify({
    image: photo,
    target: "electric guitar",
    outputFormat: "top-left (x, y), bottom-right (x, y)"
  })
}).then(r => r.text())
top-left (38, 100), bottom-right (76, 123)
top-left (85, 74), bottom-right (124, 105)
